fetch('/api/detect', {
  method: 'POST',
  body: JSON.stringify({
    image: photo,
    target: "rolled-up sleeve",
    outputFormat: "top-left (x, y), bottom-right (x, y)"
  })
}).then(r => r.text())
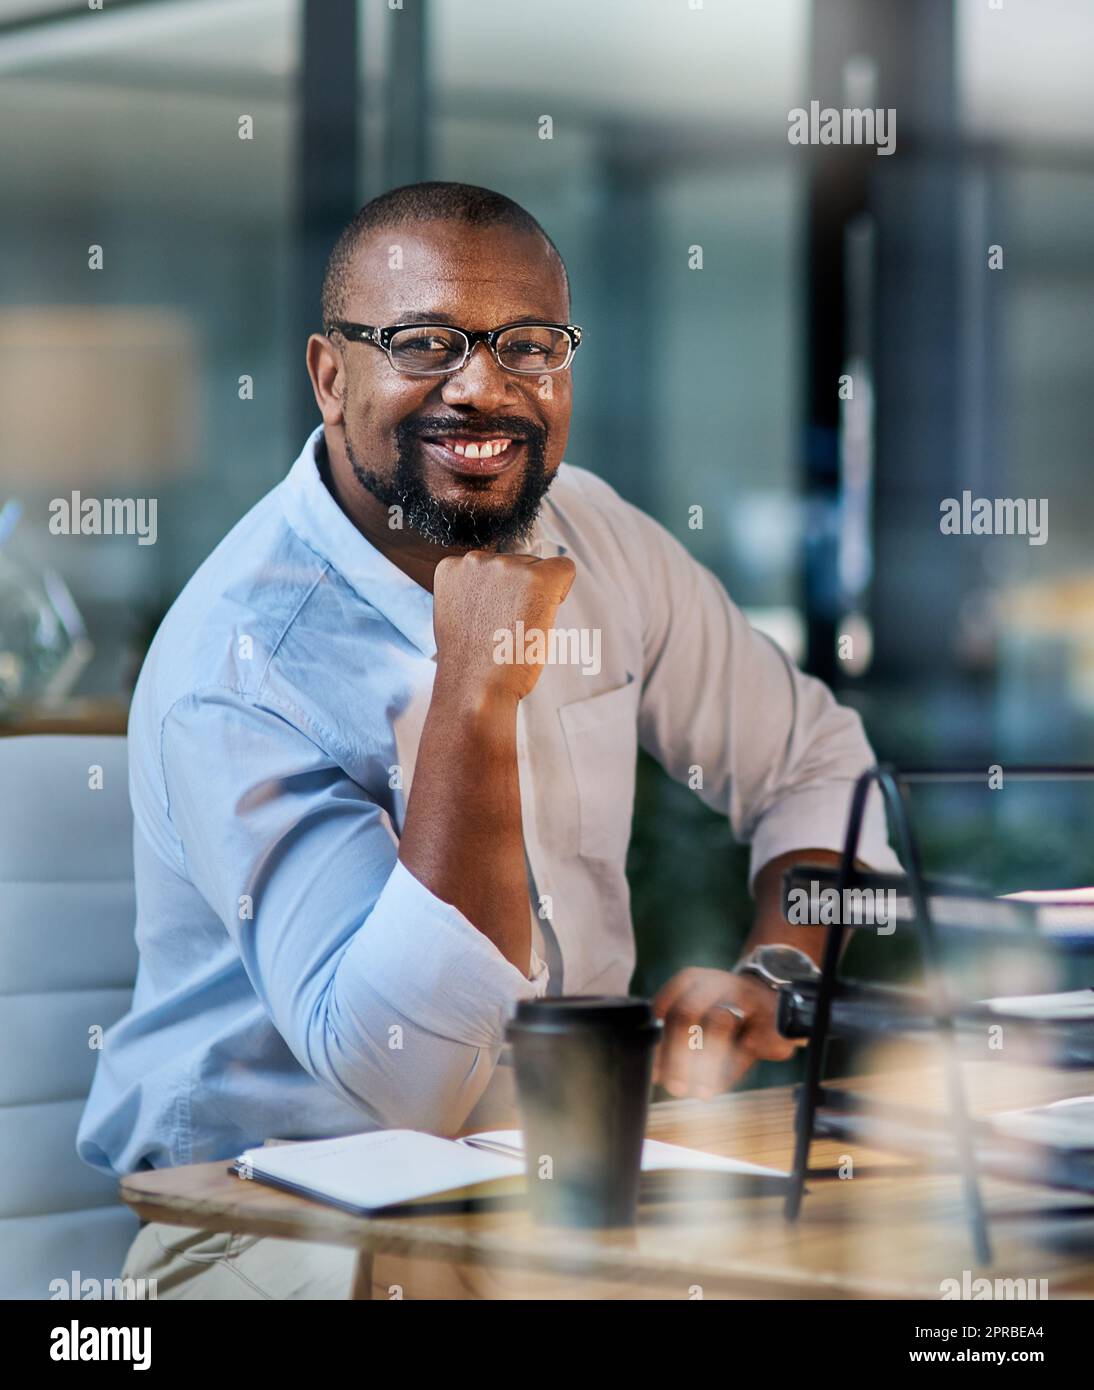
top-left (161, 689), bottom-right (547, 1133)
top-left (616, 503), bottom-right (902, 886)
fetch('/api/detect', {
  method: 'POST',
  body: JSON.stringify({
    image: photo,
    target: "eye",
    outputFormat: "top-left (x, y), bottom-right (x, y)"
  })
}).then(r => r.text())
top-left (401, 334), bottom-right (452, 352)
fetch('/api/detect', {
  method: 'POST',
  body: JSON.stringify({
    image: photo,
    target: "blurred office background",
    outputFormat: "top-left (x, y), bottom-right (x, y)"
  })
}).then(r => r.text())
top-left (2, 0), bottom-right (1093, 1032)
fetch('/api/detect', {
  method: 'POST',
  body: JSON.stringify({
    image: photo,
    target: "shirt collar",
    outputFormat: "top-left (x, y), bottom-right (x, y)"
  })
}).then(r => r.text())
top-left (279, 426), bottom-right (568, 661)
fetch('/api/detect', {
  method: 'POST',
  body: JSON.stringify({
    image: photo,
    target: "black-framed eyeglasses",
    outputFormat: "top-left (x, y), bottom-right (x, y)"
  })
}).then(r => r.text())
top-left (325, 319), bottom-right (583, 376)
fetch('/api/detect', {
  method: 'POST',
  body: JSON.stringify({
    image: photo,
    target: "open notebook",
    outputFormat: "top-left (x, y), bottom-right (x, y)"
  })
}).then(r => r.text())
top-left (231, 1128), bottom-right (788, 1216)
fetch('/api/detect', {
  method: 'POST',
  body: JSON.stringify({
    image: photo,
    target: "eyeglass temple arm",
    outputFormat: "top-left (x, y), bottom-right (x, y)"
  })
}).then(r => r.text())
top-left (326, 322), bottom-right (380, 344)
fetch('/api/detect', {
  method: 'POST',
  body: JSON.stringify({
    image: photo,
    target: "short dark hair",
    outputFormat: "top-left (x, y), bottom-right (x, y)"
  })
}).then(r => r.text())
top-left (320, 181), bottom-right (569, 329)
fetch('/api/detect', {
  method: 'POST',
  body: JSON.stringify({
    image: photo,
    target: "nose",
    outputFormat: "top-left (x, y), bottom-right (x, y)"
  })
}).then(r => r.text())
top-left (438, 341), bottom-right (516, 412)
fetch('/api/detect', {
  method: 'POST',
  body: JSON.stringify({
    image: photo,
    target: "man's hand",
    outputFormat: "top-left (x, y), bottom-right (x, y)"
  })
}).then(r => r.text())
top-left (433, 550), bottom-right (576, 703)
top-left (649, 850), bottom-right (847, 1098)
top-left (651, 966), bottom-right (802, 1099)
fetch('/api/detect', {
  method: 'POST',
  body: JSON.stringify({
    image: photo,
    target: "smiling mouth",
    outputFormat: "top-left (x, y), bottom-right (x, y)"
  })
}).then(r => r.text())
top-left (418, 435), bottom-right (524, 475)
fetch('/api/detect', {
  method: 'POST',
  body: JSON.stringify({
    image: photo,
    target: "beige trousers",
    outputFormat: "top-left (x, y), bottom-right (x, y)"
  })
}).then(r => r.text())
top-left (121, 1222), bottom-right (363, 1300)
top-left (120, 1222), bottom-right (626, 1299)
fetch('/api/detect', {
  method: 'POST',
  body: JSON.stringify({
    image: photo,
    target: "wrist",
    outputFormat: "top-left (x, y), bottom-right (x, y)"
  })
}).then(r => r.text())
top-left (432, 664), bottom-right (519, 723)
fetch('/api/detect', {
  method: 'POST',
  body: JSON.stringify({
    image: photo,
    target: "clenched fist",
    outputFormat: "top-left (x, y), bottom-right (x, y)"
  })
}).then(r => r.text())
top-left (433, 550), bottom-right (577, 703)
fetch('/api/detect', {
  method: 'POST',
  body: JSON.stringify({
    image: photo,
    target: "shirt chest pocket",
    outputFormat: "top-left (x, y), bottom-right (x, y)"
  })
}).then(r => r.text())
top-left (558, 676), bottom-right (640, 861)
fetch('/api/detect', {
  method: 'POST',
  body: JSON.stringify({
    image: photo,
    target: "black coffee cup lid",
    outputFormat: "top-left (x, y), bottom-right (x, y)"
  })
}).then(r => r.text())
top-left (510, 995), bottom-right (658, 1029)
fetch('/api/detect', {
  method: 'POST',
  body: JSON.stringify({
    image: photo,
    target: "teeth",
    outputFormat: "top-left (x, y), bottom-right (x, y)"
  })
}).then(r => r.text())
top-left (440, 438), bottom-right (513, 458)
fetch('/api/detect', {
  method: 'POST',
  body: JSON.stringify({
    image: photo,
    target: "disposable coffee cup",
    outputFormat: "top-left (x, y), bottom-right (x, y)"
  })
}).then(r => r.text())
top-left (506, 995), bottom-right (662, 1228)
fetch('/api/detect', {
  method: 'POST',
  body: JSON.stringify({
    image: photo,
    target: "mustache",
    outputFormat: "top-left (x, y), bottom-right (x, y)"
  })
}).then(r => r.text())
top-left (398, 414), bottom-right (545, 444)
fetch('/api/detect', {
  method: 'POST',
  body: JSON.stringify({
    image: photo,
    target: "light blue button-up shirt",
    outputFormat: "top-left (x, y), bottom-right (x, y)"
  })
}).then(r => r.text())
top-left (77, 427), bottom-right (899, 1176)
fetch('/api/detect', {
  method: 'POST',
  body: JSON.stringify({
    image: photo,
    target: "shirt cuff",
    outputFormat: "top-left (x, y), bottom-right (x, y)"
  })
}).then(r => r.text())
top-left (748, 781), bottom-right (904, 890)
top-left (348, 858), bottom-right (549, 1048)
top-left (529, 943), bottom-right (549, 983)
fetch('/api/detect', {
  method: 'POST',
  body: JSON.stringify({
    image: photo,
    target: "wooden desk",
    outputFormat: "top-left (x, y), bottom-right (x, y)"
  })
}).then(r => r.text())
top-left (120, 1060), bottom-right (1094, 1300)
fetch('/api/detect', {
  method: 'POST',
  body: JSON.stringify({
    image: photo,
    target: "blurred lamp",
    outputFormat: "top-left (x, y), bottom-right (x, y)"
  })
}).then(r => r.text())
top-left (0, 306), bottom-right (196, 713)
top-left (0, 305), bottom-right (197, 483)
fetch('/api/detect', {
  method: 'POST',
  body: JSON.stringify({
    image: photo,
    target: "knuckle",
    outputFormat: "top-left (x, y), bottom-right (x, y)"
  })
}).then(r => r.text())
top-left (700, 1007), bottom-right (738, 1036)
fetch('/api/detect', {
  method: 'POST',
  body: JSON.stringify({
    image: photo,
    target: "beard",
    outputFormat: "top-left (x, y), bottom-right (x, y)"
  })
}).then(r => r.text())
top-left (344, 416), bottom-right (555, 550)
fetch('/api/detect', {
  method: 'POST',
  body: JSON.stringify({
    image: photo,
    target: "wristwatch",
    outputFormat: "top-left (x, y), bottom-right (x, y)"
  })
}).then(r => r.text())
top-left (735, 944), bottom-right (821, 991)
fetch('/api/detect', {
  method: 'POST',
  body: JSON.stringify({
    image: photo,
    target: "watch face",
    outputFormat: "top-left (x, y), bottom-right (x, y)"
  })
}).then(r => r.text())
top-left (757, 945), bottom-right (818, 983)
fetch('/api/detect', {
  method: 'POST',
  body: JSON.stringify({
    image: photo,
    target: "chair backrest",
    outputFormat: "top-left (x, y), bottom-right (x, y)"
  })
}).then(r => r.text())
top-left (0, 734), bottom-right (139, 1300)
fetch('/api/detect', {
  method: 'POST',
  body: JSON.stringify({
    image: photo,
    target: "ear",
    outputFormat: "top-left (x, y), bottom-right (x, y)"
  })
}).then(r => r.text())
top-left (306, 334), bottom-right (345, 425)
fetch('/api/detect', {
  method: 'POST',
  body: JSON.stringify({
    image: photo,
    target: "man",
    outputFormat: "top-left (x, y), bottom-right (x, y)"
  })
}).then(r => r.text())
top-left (78, 181), bottom-right (898, 1297)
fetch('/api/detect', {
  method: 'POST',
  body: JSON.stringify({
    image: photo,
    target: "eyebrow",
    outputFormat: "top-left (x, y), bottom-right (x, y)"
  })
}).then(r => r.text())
top-left (386, 312), bottom-right (562, 327)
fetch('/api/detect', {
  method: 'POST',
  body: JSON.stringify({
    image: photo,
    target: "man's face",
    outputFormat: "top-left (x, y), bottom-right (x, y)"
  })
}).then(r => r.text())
top-left (328, 219), bottom-right (573, 550)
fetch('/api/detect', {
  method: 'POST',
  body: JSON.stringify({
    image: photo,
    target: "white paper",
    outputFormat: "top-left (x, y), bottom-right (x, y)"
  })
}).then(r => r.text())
top-left (991, 1095), bottom-right (1094, 1149)
top-left (1004, 889), bottom-right (1094, 904)
top-left (981, 989), bottom-right (1094, 1020)
top-left (466, 1129), bottom-right (787, 1179)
